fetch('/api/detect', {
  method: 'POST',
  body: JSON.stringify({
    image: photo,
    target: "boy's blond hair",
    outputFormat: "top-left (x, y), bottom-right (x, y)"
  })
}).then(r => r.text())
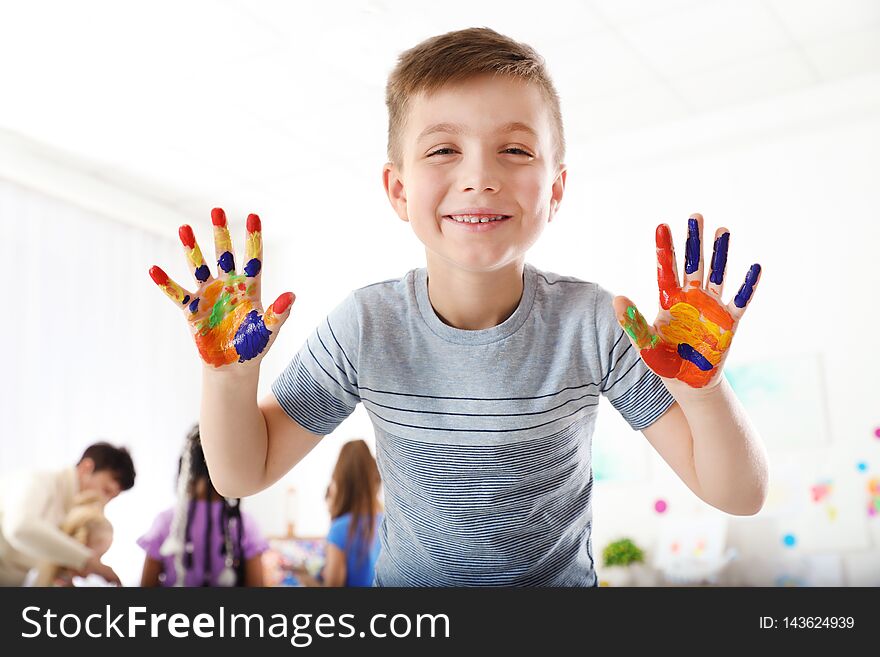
top-left (385, 27), bottom-right (566, 168)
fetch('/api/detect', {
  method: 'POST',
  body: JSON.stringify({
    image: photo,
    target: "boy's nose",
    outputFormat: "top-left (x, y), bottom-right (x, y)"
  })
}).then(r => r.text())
top-left (458, 155), bottom-right (502, 193)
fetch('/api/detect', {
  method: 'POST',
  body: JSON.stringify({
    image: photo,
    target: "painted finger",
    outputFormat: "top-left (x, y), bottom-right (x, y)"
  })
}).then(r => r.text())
top-left (178, 224), bottom-right (214, 286)
top-left (211, 207), bottom-right (236, 277)
top-left (655, 223), bottom-right (680, 310)
top-left (729, 263), bottom-right (761, 322)
top-left (243, 213), bottom-right (263, 300)
top-left (615, 295), bottom-right (681, 379)
top-left (614, 295), bottom-right (659, 350)
top-left (706, 227), bottom-right (730, 299)
top-left (263, 292), bottom-right (296, 331)
top-left (683, 214), bottom-right (704, 291)
top-left (149, 266), bottom-right (195, 310)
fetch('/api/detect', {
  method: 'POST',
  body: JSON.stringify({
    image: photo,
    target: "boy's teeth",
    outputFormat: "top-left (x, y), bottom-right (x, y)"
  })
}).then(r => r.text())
top-left (449, 215), bottom-right (507, 223)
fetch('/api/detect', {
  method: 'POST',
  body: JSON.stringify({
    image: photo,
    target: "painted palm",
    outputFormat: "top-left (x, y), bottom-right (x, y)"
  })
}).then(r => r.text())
top-left (613, 214), bottom-right (761, 389)
top-left (149, 208), bottom-right (294, 368)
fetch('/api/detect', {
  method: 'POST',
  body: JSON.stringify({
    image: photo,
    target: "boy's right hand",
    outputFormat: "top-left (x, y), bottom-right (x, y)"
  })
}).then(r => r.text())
top-left (81, 555), bottom-right (121, 586)
top-left (149, 208), bottom-right (295, 369)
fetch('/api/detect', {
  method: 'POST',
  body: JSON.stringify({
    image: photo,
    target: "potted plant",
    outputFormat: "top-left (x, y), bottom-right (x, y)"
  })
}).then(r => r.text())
top-left (600, 538), bottom-right (645, 587)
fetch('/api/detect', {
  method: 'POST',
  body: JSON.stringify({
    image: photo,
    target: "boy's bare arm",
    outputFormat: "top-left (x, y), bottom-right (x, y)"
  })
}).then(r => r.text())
top-left (642, 381), bottom-right (768, 515)
top-left (200, 363), bottom-right (322, 498)
top-left (2, 476), bottom-right (93, 570)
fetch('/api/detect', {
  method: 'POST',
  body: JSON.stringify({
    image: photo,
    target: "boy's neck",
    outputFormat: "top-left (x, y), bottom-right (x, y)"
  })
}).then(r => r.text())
top-left (424, 255), bottom-right (525, 330)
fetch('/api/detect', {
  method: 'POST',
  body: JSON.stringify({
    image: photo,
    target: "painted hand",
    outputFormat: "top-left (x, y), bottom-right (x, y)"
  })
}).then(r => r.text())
top-left (149, 208), bottom-right (295, 368)
top-left (613, 214), bottom-right (761, 389)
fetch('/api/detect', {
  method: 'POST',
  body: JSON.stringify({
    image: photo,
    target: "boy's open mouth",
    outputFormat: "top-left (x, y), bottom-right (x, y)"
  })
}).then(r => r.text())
top-left (442, 214), bottom-right (512, 224)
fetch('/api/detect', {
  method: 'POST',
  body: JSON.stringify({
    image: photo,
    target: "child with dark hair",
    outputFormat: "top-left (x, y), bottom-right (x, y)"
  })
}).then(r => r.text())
top-left (138, 425), bottom-right (268, 587)
top-left (0, 441), bottom-right (133, 586)
top-left (294, 439), bottom-right (383, 587)
top-left (78, 442), bottom-right (136, 492)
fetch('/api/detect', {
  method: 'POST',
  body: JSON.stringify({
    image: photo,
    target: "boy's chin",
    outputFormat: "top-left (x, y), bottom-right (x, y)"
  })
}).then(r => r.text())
top-left (431, 251), bottom-right (524, 274)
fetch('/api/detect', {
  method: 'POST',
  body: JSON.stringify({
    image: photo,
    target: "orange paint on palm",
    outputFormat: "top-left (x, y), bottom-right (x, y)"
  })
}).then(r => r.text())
top-left (201, 279), bottom-right (224, 308)
top-left (679, 360), bottom-right (714, 387)
top-left (683, 288), bottom-right (734, 330)
top-left (194, 301), bottom-right (255, 366)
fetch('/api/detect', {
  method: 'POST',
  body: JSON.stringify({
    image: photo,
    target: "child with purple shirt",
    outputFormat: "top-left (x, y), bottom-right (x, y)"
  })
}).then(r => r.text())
top-left (138, 425), bottom-right (268, 587)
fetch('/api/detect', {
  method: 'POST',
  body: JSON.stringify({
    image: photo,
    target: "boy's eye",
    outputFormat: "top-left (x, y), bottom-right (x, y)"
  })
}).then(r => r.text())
top-left (504, 148), bottom-right (534, 157)
top-left (427, 147), bottom-right (534, 157)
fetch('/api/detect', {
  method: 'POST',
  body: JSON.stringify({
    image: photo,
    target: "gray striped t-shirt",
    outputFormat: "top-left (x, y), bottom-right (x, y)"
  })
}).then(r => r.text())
top-left (271, 262), bottom-right (675, 586)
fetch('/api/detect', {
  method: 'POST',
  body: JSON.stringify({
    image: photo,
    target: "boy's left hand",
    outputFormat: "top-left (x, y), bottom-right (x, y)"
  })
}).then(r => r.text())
top-left (613, 214), bottom-right (762, 390)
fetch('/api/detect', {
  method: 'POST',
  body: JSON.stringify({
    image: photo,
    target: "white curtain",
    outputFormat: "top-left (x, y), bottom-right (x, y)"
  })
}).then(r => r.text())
top-left (0, 179), bottom-right (201, 584)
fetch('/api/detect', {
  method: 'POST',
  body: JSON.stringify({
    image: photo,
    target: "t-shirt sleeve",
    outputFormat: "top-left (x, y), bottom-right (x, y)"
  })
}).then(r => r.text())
top-left (136, 510), bottom-right (173, 561)
top-left (271, 292), bottom-right (361, 436)
top-left (326, 515), bottom-right (350, 551)
top-left (240, 512), bottom-right (269, 559)
top-left (594, 284), bottom-right (675, 430)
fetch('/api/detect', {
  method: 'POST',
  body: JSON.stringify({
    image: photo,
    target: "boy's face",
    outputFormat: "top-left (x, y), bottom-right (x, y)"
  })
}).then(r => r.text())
top-left (384, 75), bottom-right (566, 273)
top-left (77, 460), bottom-right (122, 502)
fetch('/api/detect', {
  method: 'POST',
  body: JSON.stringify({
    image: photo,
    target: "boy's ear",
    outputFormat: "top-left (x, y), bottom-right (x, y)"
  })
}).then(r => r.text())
top-left (383, 162), bottom-right (409, 223)
top-left (77, 458), bottom-right (95, 476)
top-left (548, 166), bottom-right (567, 223)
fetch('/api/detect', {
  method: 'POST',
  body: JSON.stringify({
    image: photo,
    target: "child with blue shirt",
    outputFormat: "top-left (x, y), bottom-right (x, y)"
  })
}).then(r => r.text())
top-left (150, 27), bottom-right (768, 586)
top-left (293, 440), bottom-right (382, 587)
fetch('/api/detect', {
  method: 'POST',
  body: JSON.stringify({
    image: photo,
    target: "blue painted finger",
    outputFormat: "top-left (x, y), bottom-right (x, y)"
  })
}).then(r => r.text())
top-left (734, 264), bottom-right (761, 308)
top-left (685, 218), bottom-right (701, 275)
top-left (709, 232), bottom-right (730, 285)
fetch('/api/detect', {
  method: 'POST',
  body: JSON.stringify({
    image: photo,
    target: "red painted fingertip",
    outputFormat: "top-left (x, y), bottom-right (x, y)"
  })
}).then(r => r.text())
top-left (179, 224), bottom-right (196, 249)
top-left (149, 266), bottom-right (169, 286)
top-left (655, 223), bottom-right (673, 247)
top-left (272, 292), bottom-right (295, 315)
top-left (247, 213), bottom-right (261, 233)
top-left (211, 207), bottom-right (227, 227)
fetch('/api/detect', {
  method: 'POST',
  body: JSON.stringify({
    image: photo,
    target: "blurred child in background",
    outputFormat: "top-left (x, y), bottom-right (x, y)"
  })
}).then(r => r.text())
top-left (295, 439), bottom-right (383, 587)
top-left (138, 425), bottom-right (268, 586)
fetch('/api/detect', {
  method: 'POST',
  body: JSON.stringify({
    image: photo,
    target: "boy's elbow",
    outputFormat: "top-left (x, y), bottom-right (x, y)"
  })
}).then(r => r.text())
top-left (726, 500), bottom-right (764, 516)
top-left (213, 479), bottom-right (255, 499)
top-left (717, 488), bottom-right (768, 516)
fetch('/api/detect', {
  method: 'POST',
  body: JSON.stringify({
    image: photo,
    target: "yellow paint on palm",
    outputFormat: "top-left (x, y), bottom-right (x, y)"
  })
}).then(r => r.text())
top-left (622, 305), bottom-right (659, 350)
top-left (659, 302), bottom-right (732, 367)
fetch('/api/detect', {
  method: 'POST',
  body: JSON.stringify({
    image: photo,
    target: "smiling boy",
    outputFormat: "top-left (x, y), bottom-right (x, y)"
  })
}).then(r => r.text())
top-left (151, 27), bottom-right (768, 586)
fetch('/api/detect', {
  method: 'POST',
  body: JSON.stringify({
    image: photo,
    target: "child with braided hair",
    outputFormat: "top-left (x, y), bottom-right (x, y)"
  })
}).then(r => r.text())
top-left (138, 424), bottom-right (268, 587)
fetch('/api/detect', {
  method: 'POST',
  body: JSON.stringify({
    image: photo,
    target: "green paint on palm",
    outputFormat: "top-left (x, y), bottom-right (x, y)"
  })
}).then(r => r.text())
top-left (208, 291), bottom-right (233, 329)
